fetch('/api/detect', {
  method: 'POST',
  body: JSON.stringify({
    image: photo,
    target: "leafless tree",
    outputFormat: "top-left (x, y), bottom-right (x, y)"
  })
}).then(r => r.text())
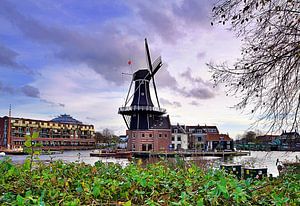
top-left (208, 0), bottom-right (300, 133)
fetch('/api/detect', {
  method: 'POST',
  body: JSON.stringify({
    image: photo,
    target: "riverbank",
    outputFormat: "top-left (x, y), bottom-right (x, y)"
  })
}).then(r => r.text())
top-left (0, 158), bottom-right (299, 205)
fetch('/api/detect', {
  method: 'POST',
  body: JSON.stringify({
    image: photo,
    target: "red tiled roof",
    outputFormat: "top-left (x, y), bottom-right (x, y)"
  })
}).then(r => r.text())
top-left (206, 133), bottom-right (232, 141)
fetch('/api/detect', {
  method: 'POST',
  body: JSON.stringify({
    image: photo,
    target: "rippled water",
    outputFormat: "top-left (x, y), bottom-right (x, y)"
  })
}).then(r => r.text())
top-left (1, 150), bottom-right (299, 176)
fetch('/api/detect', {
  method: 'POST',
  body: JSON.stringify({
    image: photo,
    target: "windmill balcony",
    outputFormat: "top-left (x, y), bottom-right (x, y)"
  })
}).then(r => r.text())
top-left (118, 106), bottom-right (166, 114)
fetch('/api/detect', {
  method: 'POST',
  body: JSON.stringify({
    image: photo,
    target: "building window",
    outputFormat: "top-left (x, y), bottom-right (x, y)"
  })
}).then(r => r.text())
top-left (165, 134), bottom-right (167, 137)
top-left (26, 127), bottom-right (30, 134)
top-left (149, 134), bottom-right (152, 137)
top-left (177, 144), bottom-right (181, 149)
top-left (171, 135), bottom-right (175, 141)
top-left (159, 133), bottom-right (162, 137)
top-left (198, 136), bottom-right (202, 141)
top-left (142, 133), bottom-right (145, 137)
top-left (177, 135), bottom-right (181, 141)
top-left (174, 129), bottom-right (178, 133)
top-left (133, 133), bottom-right (135, 137)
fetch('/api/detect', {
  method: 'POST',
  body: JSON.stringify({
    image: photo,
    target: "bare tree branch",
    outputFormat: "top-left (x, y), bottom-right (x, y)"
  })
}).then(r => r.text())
top-left (208, 0), bottom-right (300, 133)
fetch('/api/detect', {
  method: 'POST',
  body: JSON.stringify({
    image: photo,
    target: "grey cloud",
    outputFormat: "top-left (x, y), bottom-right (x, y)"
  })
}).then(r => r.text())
top-left (21, 85), bottom-right (40, 98)
top-left (197, 51), bottom-right (206, 60)
top-left (160, 98), bottom-right (181, 108)
top-left (0, 0), bottom-right (144, 84)
top-left (41, 99), bottom-right (65, 107)
top-left (0, 42), bottom-right (35, 76)
top-left (0, 80), bottom-right (16, 94)
top-left (155, 64), bottom-right (179, 90)
top-left (181, 67), bottom-right (214, 88)
top-left (0, 43), bottom-right (35, 74)
top-left (178, 68), bottom-right (216, 99)
top-left (0, 43), bottom-right (23, 69)
top-left (180, 87), bottom-right (214, 99)
top-left (136, 2), bottom-right (183, 43)
top-left (172, 0), bottom-right (215, 26)
top-left (190, 101), bottom-right (200, 106)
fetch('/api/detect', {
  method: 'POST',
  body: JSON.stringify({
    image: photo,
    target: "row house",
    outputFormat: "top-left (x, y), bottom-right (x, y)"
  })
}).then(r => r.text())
top-left (0, 114), bottom-right (95, 151)
top-left (171, 124), bottom-right (188, 150)
top-left (171, 124), bottom-right (233, 151)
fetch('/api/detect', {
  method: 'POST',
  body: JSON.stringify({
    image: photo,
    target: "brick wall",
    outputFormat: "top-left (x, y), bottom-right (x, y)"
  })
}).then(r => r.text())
top-left (127, 129), bottom-right (171, 152)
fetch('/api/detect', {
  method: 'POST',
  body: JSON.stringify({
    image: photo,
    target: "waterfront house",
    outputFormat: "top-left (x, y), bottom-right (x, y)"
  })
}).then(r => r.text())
top-left (186, 125), bottom-right (219, 150)
top-left (171, 124), bottom-right (188, 150)
top-left (205, 133), bottom-right (233, 151)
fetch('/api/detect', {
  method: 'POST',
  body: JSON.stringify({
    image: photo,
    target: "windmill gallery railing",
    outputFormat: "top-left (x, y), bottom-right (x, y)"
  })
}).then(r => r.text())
top-left (118, 106), bottom-right (166, 113)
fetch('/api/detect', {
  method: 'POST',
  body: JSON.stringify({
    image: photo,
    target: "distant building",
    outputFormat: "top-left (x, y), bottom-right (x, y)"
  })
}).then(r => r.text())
top-left (0, 114), bottom-right (95, 150)
top-left (171, 124), bottom-right (188, 150)
top-left (279, 131), bottom-right (300, 151)
top-left (186, 125), bottom-right (219, 150)
top-left (205, 133), bottom-right (233, 151)
top-left (280, 131), bottom-right (300, 144)
top-left (256, 135), bottom-right (279, 143)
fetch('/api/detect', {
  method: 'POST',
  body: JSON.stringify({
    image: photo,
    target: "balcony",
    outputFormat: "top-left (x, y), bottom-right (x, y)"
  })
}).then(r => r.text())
top-left (118, 106), bottom-right (166, 114)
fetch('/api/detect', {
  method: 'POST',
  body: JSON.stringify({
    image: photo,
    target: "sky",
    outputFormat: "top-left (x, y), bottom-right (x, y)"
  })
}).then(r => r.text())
top-left (0, 0), bottom-right (255, 138)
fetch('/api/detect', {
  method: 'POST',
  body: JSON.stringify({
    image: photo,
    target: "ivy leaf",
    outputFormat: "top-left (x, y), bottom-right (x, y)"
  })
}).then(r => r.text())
top-left (124, 200), bottom-right (132, 206)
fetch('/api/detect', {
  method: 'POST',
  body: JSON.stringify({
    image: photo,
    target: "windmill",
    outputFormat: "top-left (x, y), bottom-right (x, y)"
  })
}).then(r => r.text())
top-left (118, 38), bottom-right (169, 131)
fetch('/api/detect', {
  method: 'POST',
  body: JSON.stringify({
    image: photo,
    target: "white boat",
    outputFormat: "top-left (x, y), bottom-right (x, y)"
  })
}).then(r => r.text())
top-left (0, 152), bottom-right (6, 156)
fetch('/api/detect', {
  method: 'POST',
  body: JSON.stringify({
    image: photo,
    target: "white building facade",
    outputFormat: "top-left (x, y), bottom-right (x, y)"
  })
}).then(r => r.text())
top-left (171, 125), bottom-right (188, 150)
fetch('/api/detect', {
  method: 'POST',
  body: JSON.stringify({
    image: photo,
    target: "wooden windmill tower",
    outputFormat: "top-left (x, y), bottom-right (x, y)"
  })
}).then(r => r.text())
top-left (118, 39), bottom-right (171, 152)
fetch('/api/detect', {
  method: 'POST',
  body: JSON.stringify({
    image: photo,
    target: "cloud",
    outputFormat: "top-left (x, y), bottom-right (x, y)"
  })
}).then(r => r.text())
top-left (0, 0), bottom-right (144, 84)
top-left (21, 85), bottom-right (40, 98)
top-left (172, 0), bottom-right (214, 26)
top-left (135, 2), bottom-right (183, 43)
top-left (177, 67), bottom-right (216, 99)
top-left (179, 87), bottom-right (215, 99)
top-left (160, 98), bottom-right (181, 108)
top-left (0, 80), bottom-right (15, 94)
top-left (0, 43), bottom-right (32, 73)
top-left (190, 101), bottom-right (200, 106)
top-left (196, 51), bottom-right (206, 60)
top-left (40, 99), bottom-right (65, 108)
top-left (155, 65), bottom-right (179, 89)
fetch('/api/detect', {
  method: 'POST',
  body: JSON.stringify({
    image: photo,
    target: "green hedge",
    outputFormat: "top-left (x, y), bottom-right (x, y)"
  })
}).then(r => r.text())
top-left (0, 158), bottom-right (299, 205)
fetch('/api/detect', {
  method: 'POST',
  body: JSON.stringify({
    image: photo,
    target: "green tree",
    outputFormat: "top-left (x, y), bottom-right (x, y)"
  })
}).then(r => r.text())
top-left (209, 0), bottom-right (300, 133)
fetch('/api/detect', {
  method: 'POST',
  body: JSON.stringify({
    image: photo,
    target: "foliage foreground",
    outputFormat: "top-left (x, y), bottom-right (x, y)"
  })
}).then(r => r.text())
top-left (0, 158), bottom-right (299, 206)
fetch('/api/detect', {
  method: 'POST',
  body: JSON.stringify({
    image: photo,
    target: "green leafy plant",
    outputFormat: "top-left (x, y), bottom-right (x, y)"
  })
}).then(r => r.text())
top-left (0, 158), bottom-right (299, 205)
top-left (23, 132), bottom-right (42, 172)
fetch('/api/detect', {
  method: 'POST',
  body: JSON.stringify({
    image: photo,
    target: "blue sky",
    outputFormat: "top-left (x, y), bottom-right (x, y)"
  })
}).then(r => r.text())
top-left (0, 0), bottom-right (255, 138)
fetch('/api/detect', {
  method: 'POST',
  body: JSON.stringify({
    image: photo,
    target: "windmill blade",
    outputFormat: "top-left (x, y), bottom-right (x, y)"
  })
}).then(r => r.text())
top-left (145, 38), bottom-right (161, 108)
top-left (152, 74), bottom-right (161, 109)
top-left (145, 38), bottom-right (153, 72)
top-left (152, 56), bottom-right (161, 71)
top-left (150, 57), bottom-right (163, 78)
top-left (125, 78), bottom-right (133, 106)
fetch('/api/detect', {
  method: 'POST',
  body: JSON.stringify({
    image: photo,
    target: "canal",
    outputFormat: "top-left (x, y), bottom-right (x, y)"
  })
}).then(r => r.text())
top-left (2, 150), bottom-right (299, 176)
